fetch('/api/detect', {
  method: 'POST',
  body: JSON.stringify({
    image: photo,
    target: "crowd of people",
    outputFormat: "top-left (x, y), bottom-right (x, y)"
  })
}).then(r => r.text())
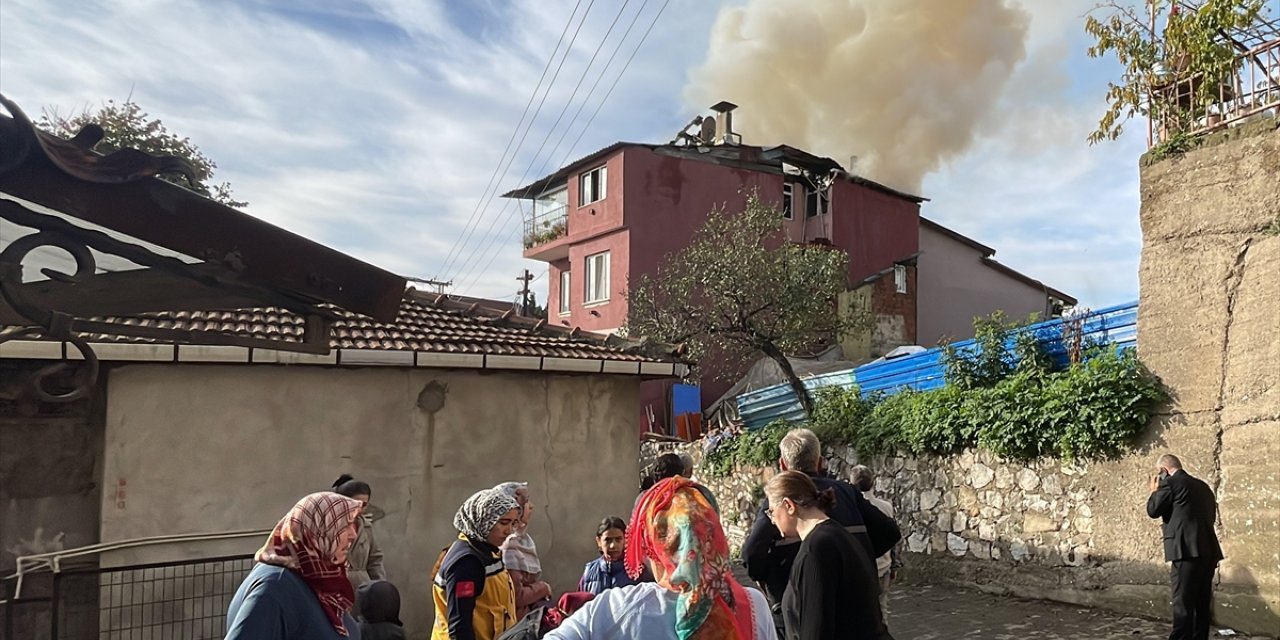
top-left (223, 428), bottom-right (901, 640)
top-left (242, 424), bottom-right (1237, 640)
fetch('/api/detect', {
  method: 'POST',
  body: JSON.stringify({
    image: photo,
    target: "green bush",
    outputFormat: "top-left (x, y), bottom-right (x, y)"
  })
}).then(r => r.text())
top-left (1051, 348), bottom-right (1166, 460)
top-left (868, 347), bottom-right (1163, 462)
top-left (704, 311), bottom-right (1165, 470)
top-left (809, 385), bottom-right (873, 449)
top-left (703, 420), bottom-right (789, 478)
top-left (706, 347), bottom-right (1165, 470)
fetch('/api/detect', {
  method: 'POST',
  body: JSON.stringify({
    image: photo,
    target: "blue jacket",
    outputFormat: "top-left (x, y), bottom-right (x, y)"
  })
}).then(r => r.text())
top-left (577, 557), bottom-right (653, 595)
top-left (226, 563), bottom-right (360, 640)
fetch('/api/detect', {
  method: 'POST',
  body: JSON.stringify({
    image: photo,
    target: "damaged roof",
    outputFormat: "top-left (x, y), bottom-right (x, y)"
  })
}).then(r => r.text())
top-left (502, 141), bottom-right (927, 204)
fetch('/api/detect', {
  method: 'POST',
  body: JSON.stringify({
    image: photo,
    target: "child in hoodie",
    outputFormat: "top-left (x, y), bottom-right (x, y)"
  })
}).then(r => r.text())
top-left (357, 580), bottom-right (406, 640)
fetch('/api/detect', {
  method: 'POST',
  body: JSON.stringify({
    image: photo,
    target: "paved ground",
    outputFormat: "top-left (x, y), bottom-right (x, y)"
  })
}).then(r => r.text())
top-left (731, 564), bottom-right (1258, 639)
top-left (887, 583), bottom-right (1211, 639)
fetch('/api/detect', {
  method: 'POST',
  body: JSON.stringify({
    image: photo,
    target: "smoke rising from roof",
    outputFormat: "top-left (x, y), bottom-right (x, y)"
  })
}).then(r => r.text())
top-left (684, 0), bottom-right (1031, 193)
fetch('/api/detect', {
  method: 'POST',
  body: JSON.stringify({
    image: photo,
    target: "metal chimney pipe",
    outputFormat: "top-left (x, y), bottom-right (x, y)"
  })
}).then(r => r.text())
top-left (709, 101), bottom-right (738, 145)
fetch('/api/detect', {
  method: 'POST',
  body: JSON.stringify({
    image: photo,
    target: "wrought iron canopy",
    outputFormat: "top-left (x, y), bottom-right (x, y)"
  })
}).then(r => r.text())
top-left (0, 93), bottom-right (406, 403)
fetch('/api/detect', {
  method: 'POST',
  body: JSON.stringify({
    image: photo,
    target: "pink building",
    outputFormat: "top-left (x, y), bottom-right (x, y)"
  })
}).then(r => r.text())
top-left (510, 142), bottom-right (923, 335)
top-left (505, 106), bottom-right (923, 423)
top-left (505, 103), bottom-right (1074, 432)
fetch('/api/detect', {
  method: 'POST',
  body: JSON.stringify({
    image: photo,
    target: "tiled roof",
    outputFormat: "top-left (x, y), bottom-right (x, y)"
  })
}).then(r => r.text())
top-left (81, 290), bottom-right (681, 363)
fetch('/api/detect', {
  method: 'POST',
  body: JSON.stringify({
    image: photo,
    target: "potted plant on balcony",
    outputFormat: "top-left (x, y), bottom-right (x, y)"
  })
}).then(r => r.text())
top-left (1085, 0), bottom-right (1263, 145)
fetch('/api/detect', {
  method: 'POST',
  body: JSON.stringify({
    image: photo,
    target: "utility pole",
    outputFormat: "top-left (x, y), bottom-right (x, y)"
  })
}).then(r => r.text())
top-left (407, 277), bottom-right (452, 294)
top-left (516, 269), bottom-right (534, 316)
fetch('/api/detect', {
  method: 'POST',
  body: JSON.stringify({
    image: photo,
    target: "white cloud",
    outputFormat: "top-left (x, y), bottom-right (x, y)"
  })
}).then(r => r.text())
top-left (920, 0), bottom-right (1145, 309)
top-left (0, 0), bottom-right (1146, 311)
top-left (0, 0), bottom-right (723, 301)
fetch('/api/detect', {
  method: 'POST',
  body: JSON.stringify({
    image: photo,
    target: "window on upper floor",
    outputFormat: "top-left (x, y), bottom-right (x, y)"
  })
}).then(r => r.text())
top-left (782, 183), bottom-right (794, 219)
top-left (559, 270), bottom-right (571, 315)
top-left (584, 251), bottom-right (610, 304)
top-left (579, 166), bottom-right (607, 206)
top-left (894, 264), bottom-right (908, 294)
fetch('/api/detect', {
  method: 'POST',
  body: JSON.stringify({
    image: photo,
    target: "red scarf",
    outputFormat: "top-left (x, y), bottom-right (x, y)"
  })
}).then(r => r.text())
top-left (256, 492), bottom-right (364, 635)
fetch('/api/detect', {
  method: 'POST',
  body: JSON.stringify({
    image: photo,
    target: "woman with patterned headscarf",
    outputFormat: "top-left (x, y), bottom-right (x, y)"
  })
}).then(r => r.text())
top-left (226, 492), bottom-right (365, 640)
top-left (431, 488), bottom-right (521, 640)
top-left (546, 477), bottom-right (778, 640)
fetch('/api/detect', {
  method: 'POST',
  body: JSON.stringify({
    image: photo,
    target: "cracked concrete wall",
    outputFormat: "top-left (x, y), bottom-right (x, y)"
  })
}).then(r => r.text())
top-left (1136, 120), bottom-right (1280, 636)
top-left (98, 365), bottom-right (643, 639)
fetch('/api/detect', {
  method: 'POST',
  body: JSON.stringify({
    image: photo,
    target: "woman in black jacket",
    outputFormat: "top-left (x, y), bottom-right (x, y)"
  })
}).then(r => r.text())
top-left (764, 471), bottom-right (891, 640)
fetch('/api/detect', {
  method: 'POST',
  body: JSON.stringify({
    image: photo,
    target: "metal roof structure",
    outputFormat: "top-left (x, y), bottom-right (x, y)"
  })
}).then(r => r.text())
top-left (0, 93), bottom-right (407, 403)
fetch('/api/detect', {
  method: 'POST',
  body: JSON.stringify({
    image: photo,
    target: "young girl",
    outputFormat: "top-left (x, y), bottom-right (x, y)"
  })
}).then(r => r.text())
top-left (577, 517), bottom-right (652, 595)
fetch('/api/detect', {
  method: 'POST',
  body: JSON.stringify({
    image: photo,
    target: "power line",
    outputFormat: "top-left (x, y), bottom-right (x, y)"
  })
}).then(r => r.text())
top-left (455, 0), bottom-right (673, 296)
top-left (435, 0), bottom-right (595, 278)
top-left (552, 0), bottom-right (673, 183)
top-left (449, 0), bottom-right (638, 289)
top-left (453, 0), bottom-right (650, 290)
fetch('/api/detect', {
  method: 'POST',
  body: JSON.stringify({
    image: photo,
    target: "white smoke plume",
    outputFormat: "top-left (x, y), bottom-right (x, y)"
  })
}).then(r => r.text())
top-left (684, 0), bottom-right (1031, 193)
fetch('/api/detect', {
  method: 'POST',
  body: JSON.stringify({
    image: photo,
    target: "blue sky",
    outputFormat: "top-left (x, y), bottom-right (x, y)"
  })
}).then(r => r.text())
top-left (0, 0), bottom-right (1149, 310)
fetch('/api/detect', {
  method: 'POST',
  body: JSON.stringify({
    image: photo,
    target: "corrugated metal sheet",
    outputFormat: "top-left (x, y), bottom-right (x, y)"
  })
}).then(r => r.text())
top-left (735, 301), bottom-right (1138, 429)
top-left (734, 369), bottom-right (856, 430)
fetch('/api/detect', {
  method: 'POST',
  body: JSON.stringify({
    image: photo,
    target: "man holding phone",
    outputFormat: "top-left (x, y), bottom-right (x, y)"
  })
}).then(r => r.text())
top-left (1146, 453), bottom-right (1223, 640)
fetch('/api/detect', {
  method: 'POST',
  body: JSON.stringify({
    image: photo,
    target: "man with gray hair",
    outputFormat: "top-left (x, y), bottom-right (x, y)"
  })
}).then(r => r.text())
top-left (852, 464), bottom-right (901, 618)
top-left (741, 428), bottom-right (901, 617)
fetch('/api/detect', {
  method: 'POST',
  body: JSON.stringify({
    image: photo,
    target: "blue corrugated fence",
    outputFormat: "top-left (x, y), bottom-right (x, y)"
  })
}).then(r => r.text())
top-left (735, 301), bottom-right (1138, 430)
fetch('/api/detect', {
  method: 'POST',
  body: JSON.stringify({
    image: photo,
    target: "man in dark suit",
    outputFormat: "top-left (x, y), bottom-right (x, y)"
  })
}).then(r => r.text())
top-left (1146, 453), bottom-right (1224, 640)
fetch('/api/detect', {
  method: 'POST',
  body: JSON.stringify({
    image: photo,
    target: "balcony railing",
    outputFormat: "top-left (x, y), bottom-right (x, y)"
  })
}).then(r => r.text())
top-left (523, 205), bottom-right (568, 249)
top-left (1150, 37), bottom-right (1280, 147)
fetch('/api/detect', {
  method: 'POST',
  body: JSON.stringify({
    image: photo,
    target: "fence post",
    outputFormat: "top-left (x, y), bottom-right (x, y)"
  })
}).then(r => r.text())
top-left (49, 572), bottom-right (59, 640)
top-left (3, 584), bottom-right (12, 640)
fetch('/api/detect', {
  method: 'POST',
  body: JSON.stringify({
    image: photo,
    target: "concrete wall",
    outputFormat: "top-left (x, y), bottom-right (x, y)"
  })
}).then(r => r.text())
top-left (98, 364), bottom-right (644, 639)
top-left (1136, 119), bottom-right (1280, 635)
top-left (1, 362), bottom-right (103, 574)
top-left (916, 223), bottom-right (1055, 346)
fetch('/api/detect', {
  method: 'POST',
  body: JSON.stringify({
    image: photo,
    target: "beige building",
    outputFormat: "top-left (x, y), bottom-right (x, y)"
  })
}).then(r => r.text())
top-left (917, 217), bottom-right (1076, 346)
top-left (2, 291), bottom-right (685, 638)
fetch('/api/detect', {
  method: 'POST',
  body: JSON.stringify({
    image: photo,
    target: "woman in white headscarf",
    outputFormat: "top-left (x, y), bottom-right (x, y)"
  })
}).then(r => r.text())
top-left (430, 488), bottom-right (521, 640)
top-left (493, 482), bottom-right (552, 619)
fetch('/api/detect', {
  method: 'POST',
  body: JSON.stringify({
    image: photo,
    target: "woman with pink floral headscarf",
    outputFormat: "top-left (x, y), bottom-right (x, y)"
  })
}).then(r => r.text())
top-left (227, 492), bottom-right (365, 640)
top-left (546, 477), bottom-right (777, 640)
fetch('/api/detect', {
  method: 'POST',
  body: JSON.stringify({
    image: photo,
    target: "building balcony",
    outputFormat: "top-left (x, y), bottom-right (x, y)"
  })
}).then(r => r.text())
top-left (523, 206), bottom-right (570, 261)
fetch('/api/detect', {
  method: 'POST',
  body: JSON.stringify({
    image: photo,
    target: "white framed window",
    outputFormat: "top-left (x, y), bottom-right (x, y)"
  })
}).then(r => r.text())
top-left (782, 183), bottom-right (793, 219)
top-left (894, 264), bottom-right (908, 294)
top-left (584, 251), bottom-right (610, 304)
top-left (559, 271), bottom-right (571, 314)
top-left (579, 165), bottom-right (607, 206)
